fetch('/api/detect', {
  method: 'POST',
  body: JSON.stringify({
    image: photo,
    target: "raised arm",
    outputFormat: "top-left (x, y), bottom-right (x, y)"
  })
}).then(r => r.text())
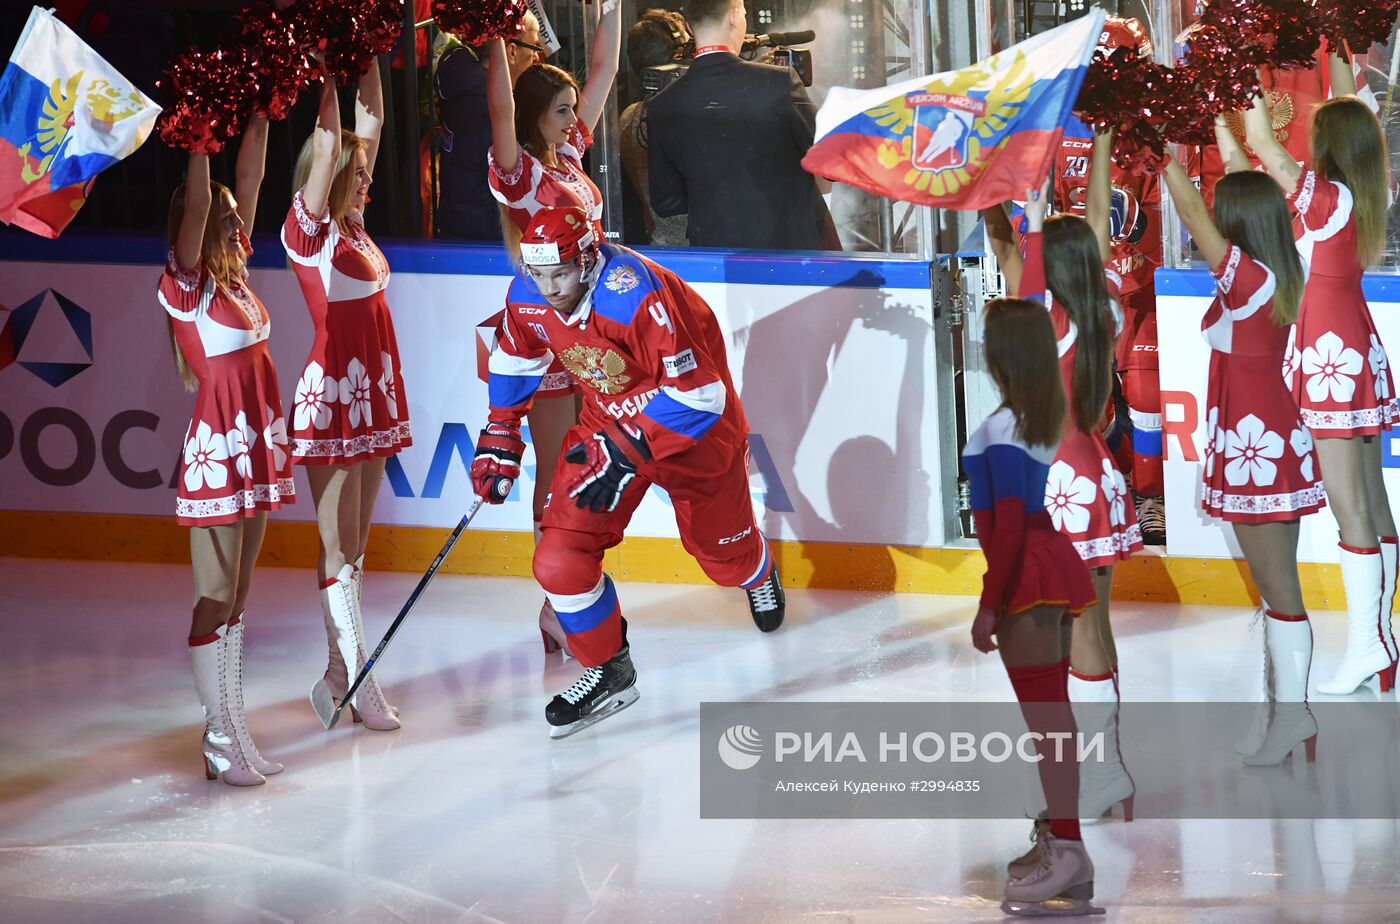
top-left (175, 152), bottom-right (212, 271)
top-left (577, 0), bottom-right (623, 134)
top-left (1162, 153), bottom-right (1230, 271)
top-left (487, 39), bottom-right (520, 175)
top-left (980, 203), bottom-right (1023, 294)
top-left (1243, 89), bottom-right (1302, 193)
top-left (1213, 114), bottom-right (1251, 174)
top-left (355, 62), bottom-right (385, 176)
top-left (1017, 180), bottom-right (1049, 300)
top-left (301, 78), bottom-right (343, 216)
top-left (234, 114), bottom-right (268, 230)
top-left (1329, 48), bottom-right (1358, 97)
top-left (1085, 130), bottom-right (1112, 261)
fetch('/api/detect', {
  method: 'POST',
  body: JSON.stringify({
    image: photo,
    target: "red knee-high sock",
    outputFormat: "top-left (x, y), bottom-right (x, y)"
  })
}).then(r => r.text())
top-left (1007, 657), bottom-right (1081, 841)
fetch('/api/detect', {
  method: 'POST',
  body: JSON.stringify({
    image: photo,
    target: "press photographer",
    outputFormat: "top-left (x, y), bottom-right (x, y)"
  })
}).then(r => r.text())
top-left (646, 0), bottom-right (840, 251)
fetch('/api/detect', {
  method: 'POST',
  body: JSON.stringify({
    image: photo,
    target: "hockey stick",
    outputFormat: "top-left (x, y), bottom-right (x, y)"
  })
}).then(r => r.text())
top-left (311, 479), bottom-right (511, 730)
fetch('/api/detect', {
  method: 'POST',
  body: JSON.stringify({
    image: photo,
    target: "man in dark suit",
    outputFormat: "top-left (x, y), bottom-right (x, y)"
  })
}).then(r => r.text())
top-left (646, 0), bottom-right (840, 251)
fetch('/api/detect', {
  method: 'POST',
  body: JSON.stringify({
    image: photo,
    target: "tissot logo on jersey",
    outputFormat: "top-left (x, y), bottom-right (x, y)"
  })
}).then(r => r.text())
top-left (662, 349), bottom-right (697, 378)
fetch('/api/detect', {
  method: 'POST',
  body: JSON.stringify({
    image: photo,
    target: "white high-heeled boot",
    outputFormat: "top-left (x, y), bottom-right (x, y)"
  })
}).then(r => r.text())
top-left (1379, 537), bottom-right (1398, 684)
top-left (321, 563), bottom-right (400, 730)
top-left (352, 553), bottom-right (365, 605)
top-left (190, 626), bottom-right (264, 786)
top-left (1245, 611), bottom-right (1317, 766)
top-left (1068, 670), bottom-right (1134, 821)
top-left (1317, 545), bottom-right (1392, 695)
top-left (226, 614), bottom-right (283, 775)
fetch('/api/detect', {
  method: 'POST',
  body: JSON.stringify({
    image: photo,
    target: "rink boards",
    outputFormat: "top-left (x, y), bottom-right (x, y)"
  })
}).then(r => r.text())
top-left (1157, 267), bottom-right (1400, 568)
top-left (0, 236), bottom-right (948, 587)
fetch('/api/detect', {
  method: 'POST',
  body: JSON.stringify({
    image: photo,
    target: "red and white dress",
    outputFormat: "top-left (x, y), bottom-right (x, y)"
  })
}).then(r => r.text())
top-left (1202, 245), bottom-right (1326, 522)
top-left (1283, 171), bottom-right (1399, 437)
top-left (1021, 232), bottom-right (1143, 568)
top-left (157, 240), bottom-right (295, 527)
top-left (282, 192), bottom-right (412, 464)
top-left (486, 117), bottom-right (605, 399)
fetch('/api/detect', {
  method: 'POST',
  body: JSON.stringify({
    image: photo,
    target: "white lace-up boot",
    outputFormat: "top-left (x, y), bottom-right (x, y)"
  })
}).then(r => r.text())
top-left (320, 563), bottom-right (400, 730)
top-left (225, 614), bottom-right (282, 775)
top-left (190, 625), bottom-right (265, 786)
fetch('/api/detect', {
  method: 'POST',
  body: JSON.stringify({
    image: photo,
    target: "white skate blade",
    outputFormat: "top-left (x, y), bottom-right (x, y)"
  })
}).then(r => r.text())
top-left (548, 686), bottom-right (640, 739)
top-left (1001, 896), bottom-right (1105, 917)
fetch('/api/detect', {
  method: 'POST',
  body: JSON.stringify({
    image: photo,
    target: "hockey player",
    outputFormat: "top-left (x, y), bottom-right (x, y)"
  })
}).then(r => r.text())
top-left (1053, 16), bottom-right (1165, 544)
top-left (470, 206), bottom-right (785, 737)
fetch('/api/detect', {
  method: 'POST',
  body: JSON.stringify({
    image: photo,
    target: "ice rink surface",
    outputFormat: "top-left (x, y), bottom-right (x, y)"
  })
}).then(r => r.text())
top-left (2, 557), bottom-right (1399, 923)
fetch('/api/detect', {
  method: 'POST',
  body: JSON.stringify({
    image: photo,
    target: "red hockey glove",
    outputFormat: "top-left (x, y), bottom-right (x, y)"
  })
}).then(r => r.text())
top-left (471, 423), bottom-right (524, 503)
top-left (565, 424), bottom-right (650, 513)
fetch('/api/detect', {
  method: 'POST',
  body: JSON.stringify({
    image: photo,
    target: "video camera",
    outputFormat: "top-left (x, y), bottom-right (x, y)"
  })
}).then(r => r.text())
top-left (640, 29), bottom-right (816, 98)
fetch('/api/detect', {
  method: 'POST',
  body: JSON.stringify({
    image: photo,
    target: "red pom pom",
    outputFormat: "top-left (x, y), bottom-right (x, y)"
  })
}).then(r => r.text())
top-left (237, 1), bottom-right (316, 120)
top-left (157, 41), bottom-right (258, 154)
top-left (294, 0), bottom-right (380, 84)
top-left (363, 0), bottom-right (407, 57)
top-left (1316, 0), bottom-right (1400, 55)
top-left (433, 0), bottom-right (528, 44)
top-left (1168, 22), bottom-right (1264, 145)
top-left (1074, 48), bottom-right (1171, 173)
top-left (1200, 0), bottom-right (1322, 71)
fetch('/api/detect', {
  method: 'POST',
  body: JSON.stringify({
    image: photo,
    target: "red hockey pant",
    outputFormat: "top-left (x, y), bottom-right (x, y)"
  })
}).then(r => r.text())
top-left (533, 426), bottom-right (772, 667)
top-left (1116, 289), bottom-right (1162, 498)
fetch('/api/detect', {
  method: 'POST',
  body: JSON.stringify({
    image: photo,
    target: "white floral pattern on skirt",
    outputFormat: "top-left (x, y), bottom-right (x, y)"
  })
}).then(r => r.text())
top-left (177, 478), bottom-right (296, 521)
top-left (293, 421), bottom-right (414, 460)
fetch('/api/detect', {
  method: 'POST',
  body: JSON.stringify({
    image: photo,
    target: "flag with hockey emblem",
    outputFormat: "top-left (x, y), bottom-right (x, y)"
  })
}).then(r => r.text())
top-left (0, 6), bottom-right (160, 238)
top-left (802, 10), bottom-right (1105, 210)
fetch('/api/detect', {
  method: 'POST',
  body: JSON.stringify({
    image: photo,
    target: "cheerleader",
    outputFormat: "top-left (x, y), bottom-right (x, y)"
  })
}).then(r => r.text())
top-left (1161, 148), bottom-right (1323, 764)
top-left (484, 2), bottom-right (622, 654)
top-left (965, 278), bottom-right (1099, 917)
top-left (284, 66), bottom-right (408, 729)
top-left (1233, 81), bottom-right (1400, 695)
top-left (983, 135), bottom-right (1142, 823)
top-left (160, 116), bottom-right (293, 785)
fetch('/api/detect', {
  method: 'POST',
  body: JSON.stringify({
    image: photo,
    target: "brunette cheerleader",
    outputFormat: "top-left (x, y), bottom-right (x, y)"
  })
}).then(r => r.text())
top-left (983, 136), bottom-right (1142, 823)
top-left (966, 245), bottom-right (1099, 915)
top-left (483, 0), bottom-right (622, 654)
top-left (1162, 146), bottom-right (1324, 764)
top-left (1234, 79), bottom-right (1400, 695)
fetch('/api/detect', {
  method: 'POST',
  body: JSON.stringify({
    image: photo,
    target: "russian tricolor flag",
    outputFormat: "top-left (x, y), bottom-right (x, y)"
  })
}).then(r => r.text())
top-left (803, 10), bottom-right (1105, 210)
top-left (0, 7), bottom-right (159, 238)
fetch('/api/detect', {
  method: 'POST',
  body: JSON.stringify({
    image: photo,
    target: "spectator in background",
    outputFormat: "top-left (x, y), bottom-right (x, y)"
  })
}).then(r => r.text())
top-left (619, 9), bottom-right (691, 247)
top-left (647, 0), bottom-right (839, 250)
top-left (433, 11), bottom-right (546, 239)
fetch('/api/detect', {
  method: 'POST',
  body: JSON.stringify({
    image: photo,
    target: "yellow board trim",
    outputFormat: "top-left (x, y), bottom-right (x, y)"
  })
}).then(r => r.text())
top-left (0, 510), bottom-right (1348, 609)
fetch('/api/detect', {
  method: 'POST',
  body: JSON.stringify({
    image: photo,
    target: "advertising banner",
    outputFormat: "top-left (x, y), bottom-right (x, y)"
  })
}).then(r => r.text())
top-left (0, 243), bottom-right (941, 548)
top-left (1158, 267), bottom-right (1400, 563)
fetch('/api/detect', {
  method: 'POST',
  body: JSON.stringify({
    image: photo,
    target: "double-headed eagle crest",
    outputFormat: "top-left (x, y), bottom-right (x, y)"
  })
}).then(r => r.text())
top-left (559, 344), bottom-right (632, 395)
top-left (19, 72), bottom-right (148, 183)
top-left (865, 50), bottom-right (1033, 198)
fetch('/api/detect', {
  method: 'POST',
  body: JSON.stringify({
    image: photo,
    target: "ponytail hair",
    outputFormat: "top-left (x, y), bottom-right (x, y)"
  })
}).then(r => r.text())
top-left (1043, 214), bottom-right (1113, 433)
top-left (983, 297), bottom-right (1067, 448)
top-left (1311, 96), bottom-right (1389, 266)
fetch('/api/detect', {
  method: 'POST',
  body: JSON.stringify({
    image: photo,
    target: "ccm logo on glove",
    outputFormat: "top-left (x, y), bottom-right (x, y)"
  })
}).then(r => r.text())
top-left (662, 349), bottom-right (697, 377)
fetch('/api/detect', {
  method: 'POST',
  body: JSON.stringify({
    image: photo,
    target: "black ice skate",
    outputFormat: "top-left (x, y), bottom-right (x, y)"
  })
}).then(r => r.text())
top-left (746, 566), bottom-right (785, 632)
top-left (545, 645), bottom-right (639, 739)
